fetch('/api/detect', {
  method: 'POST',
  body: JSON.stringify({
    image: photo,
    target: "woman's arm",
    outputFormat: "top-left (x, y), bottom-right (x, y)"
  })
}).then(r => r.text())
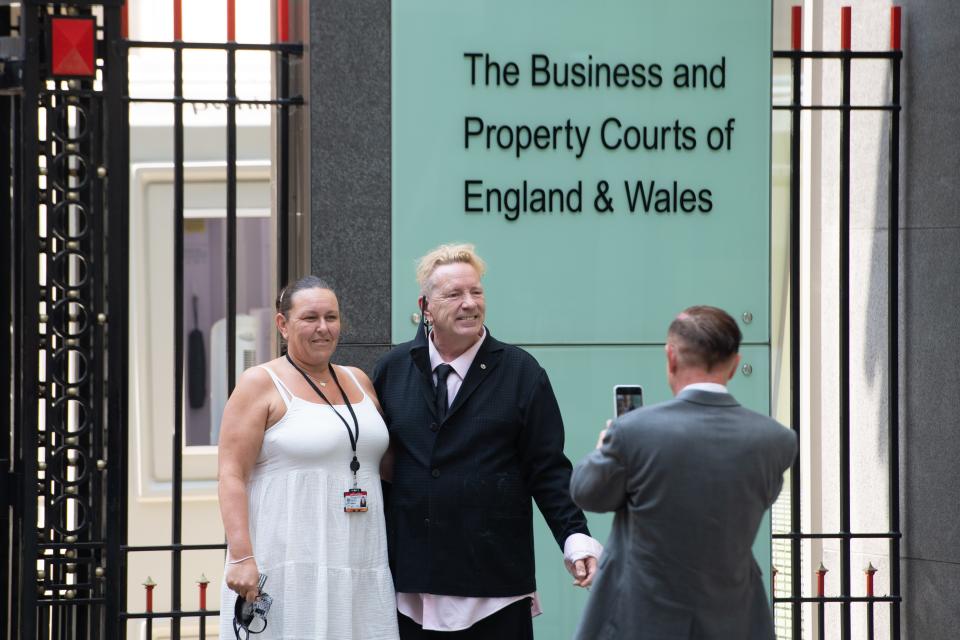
top-left (217, 367), bottom-right (272, 602)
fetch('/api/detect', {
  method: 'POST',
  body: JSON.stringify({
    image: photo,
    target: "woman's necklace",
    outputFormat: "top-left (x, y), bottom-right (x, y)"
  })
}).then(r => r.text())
top-left (303, 370), bottom-right (328, 387)
top-left (289, 356), bottom-right (328, 387)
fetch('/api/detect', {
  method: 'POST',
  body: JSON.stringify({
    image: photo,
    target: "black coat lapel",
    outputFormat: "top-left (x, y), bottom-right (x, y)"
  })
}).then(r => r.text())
top-left (444, 332), bottom-right (504, 423)
top-left (409, 332), bottom-right (440, 420)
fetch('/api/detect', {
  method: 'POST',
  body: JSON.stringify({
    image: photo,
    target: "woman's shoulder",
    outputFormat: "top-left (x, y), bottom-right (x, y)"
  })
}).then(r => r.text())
top-left (235, 360), bottom-right (283, 393)
top-left (336, 364), bottom-right (372, 384)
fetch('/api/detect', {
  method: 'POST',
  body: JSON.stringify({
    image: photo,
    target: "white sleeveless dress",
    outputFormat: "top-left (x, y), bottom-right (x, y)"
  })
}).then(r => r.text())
top-left (219, 365), bottom-right (400, 640)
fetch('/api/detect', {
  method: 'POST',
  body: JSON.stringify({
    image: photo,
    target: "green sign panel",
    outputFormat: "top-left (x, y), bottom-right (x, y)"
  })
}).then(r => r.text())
top-left (392, 1), bottom-right (773, 637)
top-left (392, 0), bottom-right (771, 344)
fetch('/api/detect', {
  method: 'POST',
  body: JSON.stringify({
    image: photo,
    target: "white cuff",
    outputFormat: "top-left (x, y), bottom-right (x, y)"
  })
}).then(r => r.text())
top-left (562, 533), bottom-right (603, 575)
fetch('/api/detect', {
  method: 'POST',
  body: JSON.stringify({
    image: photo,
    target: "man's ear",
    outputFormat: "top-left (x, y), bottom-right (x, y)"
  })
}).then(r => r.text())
top-left (418, 296), bottom-right (430, 323)
top-left (665, 343), bottom-right (679, 375)
top-left (726, 353), bottom-right (742, 381)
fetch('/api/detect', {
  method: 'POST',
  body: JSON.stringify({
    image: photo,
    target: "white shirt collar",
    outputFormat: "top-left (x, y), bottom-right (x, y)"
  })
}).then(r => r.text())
top-left (681, 382), bottom-right (729, 394)
top-left (428, 328), bottom-right (487, 380)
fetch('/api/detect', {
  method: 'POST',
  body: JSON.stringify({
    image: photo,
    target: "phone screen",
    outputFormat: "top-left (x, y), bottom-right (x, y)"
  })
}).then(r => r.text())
top-left (614, 385), bottom-right (644, 417)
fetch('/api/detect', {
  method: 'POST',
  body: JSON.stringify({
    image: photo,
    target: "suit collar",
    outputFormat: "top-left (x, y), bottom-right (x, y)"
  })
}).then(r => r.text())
top-left (677, 387), bottom-right (740, 407)
top-left (409, 326), bottom-right (437, 416)
top-left (409, 327), bottom-right (505, 423)
top-left (428, 328), bottom-right (487, 380)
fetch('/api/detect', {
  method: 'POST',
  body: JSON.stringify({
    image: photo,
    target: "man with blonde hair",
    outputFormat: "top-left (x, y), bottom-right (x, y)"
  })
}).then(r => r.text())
top-left (374, 243), bottom-right (602, 639)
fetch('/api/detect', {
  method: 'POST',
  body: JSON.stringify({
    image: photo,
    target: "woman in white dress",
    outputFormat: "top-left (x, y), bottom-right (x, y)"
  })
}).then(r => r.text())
top-left (218, 276), bottom-right (399, 639)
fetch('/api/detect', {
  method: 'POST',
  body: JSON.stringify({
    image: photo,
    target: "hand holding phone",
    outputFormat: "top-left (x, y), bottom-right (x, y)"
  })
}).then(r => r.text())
top-left (613, 385), bottom-right (644, 418)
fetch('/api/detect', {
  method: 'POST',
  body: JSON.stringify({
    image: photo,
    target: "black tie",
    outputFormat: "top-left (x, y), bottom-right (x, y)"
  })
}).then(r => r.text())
top-left (435, 364), bottom-right (454, 421)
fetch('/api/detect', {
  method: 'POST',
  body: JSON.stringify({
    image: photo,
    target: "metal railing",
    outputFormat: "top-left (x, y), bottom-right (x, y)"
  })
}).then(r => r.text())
top-left (1, 0), bottom-right (303, 638)
top-left (772, 6), bottom-right (903, 639)
top-left (116, 0), bottom-right (304, 637)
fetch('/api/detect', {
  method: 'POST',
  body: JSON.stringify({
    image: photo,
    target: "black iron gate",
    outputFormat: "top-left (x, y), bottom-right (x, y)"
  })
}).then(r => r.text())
top-left (772, 5), bottom-right (903, 640)
top-left (2, 1), bottom-right (129, 638)
top-left (3, 1), bottom-right (303, 638)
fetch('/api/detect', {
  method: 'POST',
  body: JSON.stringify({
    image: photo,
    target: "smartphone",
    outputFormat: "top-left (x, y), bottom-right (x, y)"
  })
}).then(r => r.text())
top-left (614, 385), bottom-right (644, 418)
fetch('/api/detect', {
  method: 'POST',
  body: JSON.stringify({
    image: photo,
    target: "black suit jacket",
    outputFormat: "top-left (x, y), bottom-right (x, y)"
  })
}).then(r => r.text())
top-left (372, 328), bottom-right (590, 596)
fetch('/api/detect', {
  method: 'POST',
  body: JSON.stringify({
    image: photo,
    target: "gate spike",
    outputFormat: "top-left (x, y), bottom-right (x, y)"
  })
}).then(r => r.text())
top-left (864, 562), bottom-right (878, 597)
top-left (143, 576), bottom-right (157, 613)
top-left (198, 574), bottom-right (210, 610)
top-left (816, 562), bottom-right (828, 597)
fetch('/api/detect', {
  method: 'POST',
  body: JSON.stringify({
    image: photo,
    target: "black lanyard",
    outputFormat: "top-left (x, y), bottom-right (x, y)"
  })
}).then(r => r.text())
top-left (285, 354), bottom-right (361, 476)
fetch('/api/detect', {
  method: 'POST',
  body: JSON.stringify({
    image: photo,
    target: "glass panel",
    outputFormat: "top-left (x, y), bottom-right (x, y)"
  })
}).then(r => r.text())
top-left (186, 208), bottom-right (274, 448)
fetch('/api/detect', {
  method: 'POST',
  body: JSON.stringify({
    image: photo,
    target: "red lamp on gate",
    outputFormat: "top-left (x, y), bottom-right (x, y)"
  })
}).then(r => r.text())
top-left (50, 17), bottom-right (96, 78)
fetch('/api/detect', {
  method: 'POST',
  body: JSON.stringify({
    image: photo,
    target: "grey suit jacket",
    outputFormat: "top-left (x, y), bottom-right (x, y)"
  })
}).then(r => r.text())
top-left (570, 388), bottom-right (797, 640)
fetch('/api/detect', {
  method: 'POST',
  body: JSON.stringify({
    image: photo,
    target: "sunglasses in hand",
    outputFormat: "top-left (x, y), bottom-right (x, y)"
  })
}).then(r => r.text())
top-left (233, 573), bottom-right (273, 639)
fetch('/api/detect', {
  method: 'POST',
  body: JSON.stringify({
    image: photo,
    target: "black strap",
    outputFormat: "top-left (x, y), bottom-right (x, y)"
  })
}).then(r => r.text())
top-left (285, 354), bottom-right (361, 475)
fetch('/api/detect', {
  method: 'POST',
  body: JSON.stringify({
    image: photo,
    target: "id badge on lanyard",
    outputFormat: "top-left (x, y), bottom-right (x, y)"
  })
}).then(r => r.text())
top-left (343, 487), bottom-right (368, 512)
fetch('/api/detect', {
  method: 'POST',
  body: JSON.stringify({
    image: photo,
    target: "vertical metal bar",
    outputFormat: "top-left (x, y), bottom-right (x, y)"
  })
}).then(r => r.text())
top-left (817, 563), bottom-right (827, 639)
top-left (8, 87), bottom-right (23, 640)
top-left (277, 51), bottom-right (291, 291)
top-left (788, 8), bottom-right (802, 639)
top-left (172, 17), bottom-right (186, 640)
top-left (838, 7), bottom-right (853, 640)
top-left (888, 7), bottom-right (903, 639)
top-left (17, 5), bottom-right (42, 639)
top-left (227, 44), bottom-right (238, 396)
top-left (0, 32), bottom-right (11, 639)
top-left (198, 577), bottom-right (208, 640)
top-left (144, 581), bottom-right (155, 640)
top-left (0, 9), bottom-right (12, 632)
top-left (105, 8), bottom-right (131, 639)
top-left (6, 7), bottom-right (23, 636)
top-left (43, 87), bottom-right (57, 640)
top-left (86, 87), bottom-right (106, 640)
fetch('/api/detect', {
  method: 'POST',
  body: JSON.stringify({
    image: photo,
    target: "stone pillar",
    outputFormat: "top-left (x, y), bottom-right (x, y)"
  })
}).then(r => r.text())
top-left (309, 0), bottom-right (392, 374)
top-left (896, 1), bottom-right (960, 638)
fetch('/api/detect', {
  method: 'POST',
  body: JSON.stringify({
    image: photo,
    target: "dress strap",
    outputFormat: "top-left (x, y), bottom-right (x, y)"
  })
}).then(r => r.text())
top-left (337, 365), bottom-right (368, 401)
top-left (258, 365), bottom-right (295, 408)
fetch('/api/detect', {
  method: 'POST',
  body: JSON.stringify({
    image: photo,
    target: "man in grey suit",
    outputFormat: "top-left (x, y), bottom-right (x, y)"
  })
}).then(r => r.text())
top-left (570, 305), bottom-right (797, 640)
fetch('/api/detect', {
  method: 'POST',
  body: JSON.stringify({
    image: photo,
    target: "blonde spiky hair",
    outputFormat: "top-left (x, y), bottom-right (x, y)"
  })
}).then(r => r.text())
top-left (416, 243), bottom-right (487, 295)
